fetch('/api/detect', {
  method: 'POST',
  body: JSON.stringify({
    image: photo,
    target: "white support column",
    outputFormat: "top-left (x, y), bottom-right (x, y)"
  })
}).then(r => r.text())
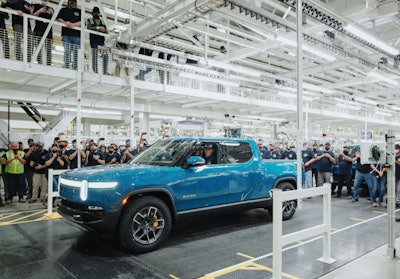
top-left (295, 0), bottom-right (304, 212)
top-left (387, 130), bottom-right (396, 258)
top-left (129, 68), bottom-right (135, 142)
top-left (138, 112), bottom-right (150, 136)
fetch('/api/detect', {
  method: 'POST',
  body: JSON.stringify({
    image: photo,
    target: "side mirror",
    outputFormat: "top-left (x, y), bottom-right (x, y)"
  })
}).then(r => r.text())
top-left (183, 156), bottom-right (205, 168)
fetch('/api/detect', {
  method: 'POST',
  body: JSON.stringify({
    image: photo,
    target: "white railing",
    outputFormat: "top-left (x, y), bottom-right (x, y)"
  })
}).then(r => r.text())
top-left (271, 183), bottom-right (336, 279)
top-left (45, 168), bottom-right (68, 216)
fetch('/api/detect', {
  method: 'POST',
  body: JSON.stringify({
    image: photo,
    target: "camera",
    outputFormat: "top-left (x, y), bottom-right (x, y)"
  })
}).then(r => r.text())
top-left (59, 143), bottom-right (65, 149)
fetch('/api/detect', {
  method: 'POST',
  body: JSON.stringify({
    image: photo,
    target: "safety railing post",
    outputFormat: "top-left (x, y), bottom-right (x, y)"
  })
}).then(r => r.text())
top-left (45, 169), bottom-right (68, 216)
top-left (272, 188), bottom-right (283, 279)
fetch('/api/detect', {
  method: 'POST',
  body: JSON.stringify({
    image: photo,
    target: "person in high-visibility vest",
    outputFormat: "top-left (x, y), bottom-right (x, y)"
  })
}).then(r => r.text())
top-left (4, 141), bottom-right (26, 203)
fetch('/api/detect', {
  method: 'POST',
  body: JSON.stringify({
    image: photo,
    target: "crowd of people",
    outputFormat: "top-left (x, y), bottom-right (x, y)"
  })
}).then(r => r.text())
top-left (0, 132), bottom-right (149, 207)
top-left (0, 0), bottom-right (108, 73)
top-left (257, 139), bottom-right (400, 208)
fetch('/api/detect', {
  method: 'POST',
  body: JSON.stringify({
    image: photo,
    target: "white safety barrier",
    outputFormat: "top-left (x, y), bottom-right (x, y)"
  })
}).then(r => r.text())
top-left (45, 169), bottom-right (69, 216)
top-left (271, 183), bottom-right (336, 279)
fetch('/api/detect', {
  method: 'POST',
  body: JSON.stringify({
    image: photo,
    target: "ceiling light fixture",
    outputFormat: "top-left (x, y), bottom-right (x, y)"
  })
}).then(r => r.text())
top-left (201, 60), bottom-right (261, 77)
top-left (375, 110), bottom-right (392, 117)
top-left (276, 36), bottom-right (336, 62)
top-left (63, 108), bottom-right (122, 116)
top-left (367, 70), bottom-right (399, 86)
top-left (277, 91), bottom-right (313, 101)
top-left (354, 96), bottom-right (378, 105)
top-left (179, 72), bottom-right (240, 87)
top-left (336, 102), bottom-right (361, 111)
top-left (344, 24), bottom-right (399, 55)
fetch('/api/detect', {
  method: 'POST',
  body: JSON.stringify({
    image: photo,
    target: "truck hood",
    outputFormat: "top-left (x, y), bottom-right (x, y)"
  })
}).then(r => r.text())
top-left (61, 164), bottom-right (169, 182)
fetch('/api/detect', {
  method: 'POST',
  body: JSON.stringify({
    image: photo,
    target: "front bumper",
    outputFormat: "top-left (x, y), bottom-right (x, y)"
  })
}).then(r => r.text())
top-left (58, 198), bottom-right (122, 233)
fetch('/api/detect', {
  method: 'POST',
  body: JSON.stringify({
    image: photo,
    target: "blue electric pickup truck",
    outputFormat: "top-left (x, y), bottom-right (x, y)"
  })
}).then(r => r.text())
top-left (58, 138), bottom-right (299, 253)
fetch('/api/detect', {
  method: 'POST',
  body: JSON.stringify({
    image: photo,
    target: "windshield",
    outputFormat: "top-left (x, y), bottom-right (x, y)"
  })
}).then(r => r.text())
top-left (130, 139), bottom-right (196, 166)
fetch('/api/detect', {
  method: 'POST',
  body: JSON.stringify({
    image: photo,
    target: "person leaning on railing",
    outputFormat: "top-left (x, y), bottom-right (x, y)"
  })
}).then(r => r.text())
top-left (56, 0), bottom-right (81, 69)
top-left (86, 6), bottom-right (108, 74)
top-left (0, 2), bottom-right (10, 59)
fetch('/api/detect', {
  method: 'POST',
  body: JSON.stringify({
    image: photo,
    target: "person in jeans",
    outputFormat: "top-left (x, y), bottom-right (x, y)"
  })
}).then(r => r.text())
top-left (57, 0), bottom-right (81, 69)
top-left (370, 163), bottom-right (388, 207)
top-left (302, 142), bottom-right (314, 190)
top-left (352, 151), bottom-right (374, 202)
top-left (86, 6), bottom-right (108, 74)
top-left (0, 2), bottom-right (10, 59)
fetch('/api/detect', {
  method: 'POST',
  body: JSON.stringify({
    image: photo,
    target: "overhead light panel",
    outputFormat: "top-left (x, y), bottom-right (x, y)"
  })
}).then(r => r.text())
top-left (375, 110), bottom-right (392, 117)
top-left (354, 96), bottom-right (378, 105)
top-left (344, 24), bottom-right (399, 55)
top-left (367, 71), bottom-right (399, 86)
top-left (179, 72), bottom-right (240, 87)
top-left (276, 36), bottom-right (336, 62)
top-left (63, 108), bottom-right (122, 116)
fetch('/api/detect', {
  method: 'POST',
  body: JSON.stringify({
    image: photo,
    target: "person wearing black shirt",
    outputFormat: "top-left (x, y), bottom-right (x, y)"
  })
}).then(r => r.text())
top-left (86, 6), bottom-right (108, 74)
top-left (302, 143), bottom-right (314, 189)
top-left (352, 151), bottom-right (373, 202)
top-left (24, 138), bottom-right (36, 199)
top-left (335, 146), bottom-right (357, 198)
top-left (85, 143), bottom-right (105, 166)
top-left (202, 144), bottom-right (217, 165)
top-left (56, 0), bottom-right (81, 69)
top-left (315, 142), bottom-right (335, 189)
top-left (137, 47), bottom-right (153, 80)
top-left (105, 145), bottom-right (120, 164)
top-left (32, 1), bottom-right (54, 65)
top-left (4, 0), bottom-right (34, 61)
top-left (0, 2), bottom-right (10, 59)
top-left (29, 142), bottom-right (48, 203)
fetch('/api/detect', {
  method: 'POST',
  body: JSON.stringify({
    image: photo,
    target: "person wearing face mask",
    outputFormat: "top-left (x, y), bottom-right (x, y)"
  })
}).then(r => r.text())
top-left (29, 142), bottom-right (48, 203)
top-left (44, 144), bottom-right (66, 206)
top-left (309, 143), bottom-right (320, 187)
top-left (105, 145), bottom-right (120, 164)
top-left (65, 139), bottom-right (86, 169)
top-left (334, 146), bottom-right (357, 198)
top-left (314, 142), bottom-right (335, 189)
top-left (85, 143), bottom-right (105, 166)
top-left (86, 6), bottom-right (108, 74)
top-left (3, 142), bottom-right (26, 204)
top-left (32, 0), bottom-right (54, 65)
top-left (57, 0), bottom-right (81, 69)
top-left (271, 145), bottom-right (282, 160)
top-left (283, 145), bottom-right (297, 160)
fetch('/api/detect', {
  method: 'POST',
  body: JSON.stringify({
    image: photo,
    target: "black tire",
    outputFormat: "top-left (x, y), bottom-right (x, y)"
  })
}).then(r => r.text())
top-left (118, 196), bottom-right (172, 254)
top-left (267, 182), bottom-right (297, 221)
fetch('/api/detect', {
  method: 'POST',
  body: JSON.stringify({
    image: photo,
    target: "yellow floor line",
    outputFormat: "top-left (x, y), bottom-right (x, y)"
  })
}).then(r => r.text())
top-left (169, 275), bottom-right (180, 279)
top-left (236, 252), bottom-right (254, 259)
top-left (7, 210), bottom-right (47, 223)
top-left (199, 252), bottom-right (301, 279)
top-left (0, 209), bottom-right (55, 226)
top-left (350, 217), bottom-right (365, 222)
top-left (0, 212), bottom-right (21, 221)
top-left (372, 210), bottom-right (386, 214)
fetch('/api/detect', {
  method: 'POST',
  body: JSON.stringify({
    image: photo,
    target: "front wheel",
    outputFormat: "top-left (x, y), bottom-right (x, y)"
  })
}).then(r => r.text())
top-left (267, 182), bottom-right (297, 221)
top-left (118, 196), bottom-right (172, 254)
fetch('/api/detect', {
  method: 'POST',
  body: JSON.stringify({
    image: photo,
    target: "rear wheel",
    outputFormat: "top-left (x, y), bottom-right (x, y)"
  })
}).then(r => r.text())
top-left (267, 182), bottom-right (297, 221)
top-left (118, 196), bottom-right (172, 254)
